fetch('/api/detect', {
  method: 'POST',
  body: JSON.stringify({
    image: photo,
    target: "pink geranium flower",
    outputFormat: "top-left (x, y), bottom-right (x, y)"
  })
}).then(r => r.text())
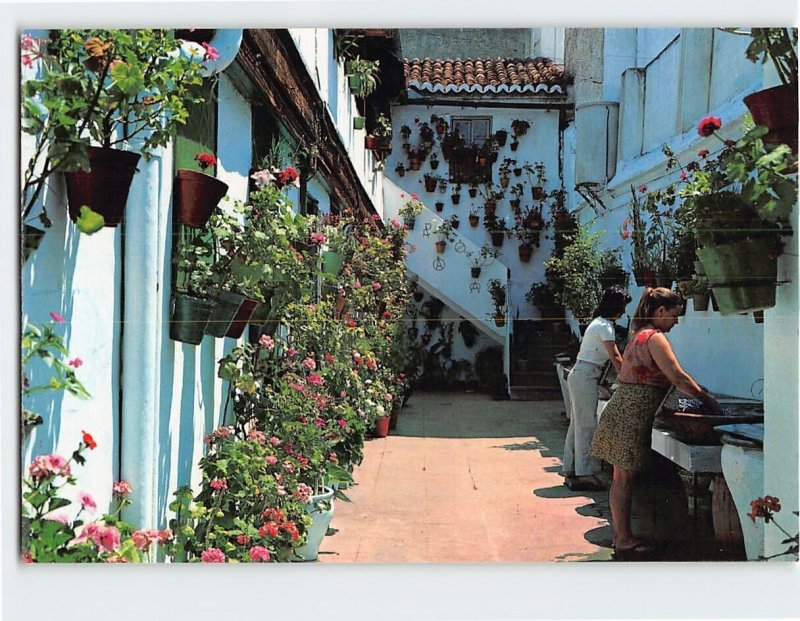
top-left (200, 548), bottom-right (226, 563)
top-left (265, 455), bottom-right (278, 466)
top-left (697, 116), bottom-right (722, 137)
top-left (78, 491), bottom-right (97, 514)
top-left (112, 480), bottom-right (133, 495)
top-left (371, 281), bottom-right (382, 291)
top-left (249, 546), bottom-right (271, 562)
top-left (307, 373), bottom-right (324, 386)
top-left (294, 483), bottom-right (313, 504)
top-left (29, 454), bottom-right (71, 481)
top-left (259, 334), bottom-right (275, 349)
top-left (49, 312), bottom-right (65, 324)
top-left (69, 358), bottom-right (84, 368)
top-left (302, 357), bottom-right (316, 370)
top-left (202, 42), bottom-right (220, 61)
top-left (209, 478), bottom-right (228, 491)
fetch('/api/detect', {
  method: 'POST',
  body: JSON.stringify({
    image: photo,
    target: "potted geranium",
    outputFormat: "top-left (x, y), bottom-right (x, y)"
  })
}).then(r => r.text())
top-left (466, 243), bottom-right (499, 278)
top-left (480, 185), bottom-right (505, 218)
top-left (487, 279), bottom-right (508, 327)
top-left (399, 194), bottom-right (424, 229)
top-left (21, 29), bottom-right (209, 232)
top-left (433, 219), bottom-right (455, 253)
top-left (419, 122), bottom-right (435, 151)
top-left (174, 152), bottom-right (230, 228)
top-left (407, 146), bottom-right (426, 171)
top-left (513, 205), bottom-right (546, 262)
top-left (498, 158), bottom-right (515, 188)
top-left (511, 119), bottom-right (531, 138)
top-left (365, 113), bottom-right (392, 152)
top-left (484, 215), bottom-right (512, 248)
top-left (494, 128), bottom-right (508, 147)
top-left (429, 151), bottom-right (440, 170)
top-left (664, 118), bottom-right (796, 313)
top-left (525, 162), bottom-right (548, 200)
top-left (423, 173), bottom-right (438, 193)
top-left (395, 162), bottom-right (406, 177)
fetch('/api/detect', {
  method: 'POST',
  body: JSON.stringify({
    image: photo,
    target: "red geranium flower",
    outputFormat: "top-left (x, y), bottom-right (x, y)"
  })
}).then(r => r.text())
top-left (194, 152), bottom-right (217, 170)
top-left (82, 430), bottom-right (97, 450)
top-left (697, 116), bottom-right (722, 137)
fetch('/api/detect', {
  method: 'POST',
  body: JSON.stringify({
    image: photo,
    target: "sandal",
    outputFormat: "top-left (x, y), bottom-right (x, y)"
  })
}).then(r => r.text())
top-left (613, 540), bottom-right (654, 554)
top-left (564, 476), bottom-right (606, 492)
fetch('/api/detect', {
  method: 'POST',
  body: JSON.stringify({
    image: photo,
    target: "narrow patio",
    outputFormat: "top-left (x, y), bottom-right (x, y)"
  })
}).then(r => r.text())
top-left (319, 390), bottom-right (741, 563)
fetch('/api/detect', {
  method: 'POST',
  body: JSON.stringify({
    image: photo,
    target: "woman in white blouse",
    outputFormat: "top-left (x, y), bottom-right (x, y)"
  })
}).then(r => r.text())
top-left (562, 287), bottom-right (631, 492)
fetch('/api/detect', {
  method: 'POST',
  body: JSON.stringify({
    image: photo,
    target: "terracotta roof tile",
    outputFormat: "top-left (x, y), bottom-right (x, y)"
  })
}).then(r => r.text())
top-left (403, 57), bottom-right (565, 95)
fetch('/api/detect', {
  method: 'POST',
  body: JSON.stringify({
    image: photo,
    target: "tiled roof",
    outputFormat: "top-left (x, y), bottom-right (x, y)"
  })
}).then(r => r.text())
top-left (403, 57), bottom-right (565, 95)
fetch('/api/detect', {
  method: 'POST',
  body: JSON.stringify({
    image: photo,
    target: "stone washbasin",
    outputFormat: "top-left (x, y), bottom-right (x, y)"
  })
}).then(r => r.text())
top-left (654, 392), bottom-right (764, 445)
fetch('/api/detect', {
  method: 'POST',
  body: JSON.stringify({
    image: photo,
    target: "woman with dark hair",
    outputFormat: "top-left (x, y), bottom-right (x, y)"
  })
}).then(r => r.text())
top-left (589, 287), bottom-right (721, 552)
top-left (562, 287), bottom-right (632, 492)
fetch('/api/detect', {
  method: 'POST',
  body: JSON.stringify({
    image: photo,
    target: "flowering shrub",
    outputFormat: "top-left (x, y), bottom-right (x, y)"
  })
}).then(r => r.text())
top-left (748, 495), bottom-right (799, 560)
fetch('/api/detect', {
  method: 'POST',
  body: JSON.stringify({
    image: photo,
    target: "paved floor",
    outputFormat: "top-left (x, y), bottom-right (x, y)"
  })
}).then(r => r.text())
top-left (319, 390), bottom-right (742, 563)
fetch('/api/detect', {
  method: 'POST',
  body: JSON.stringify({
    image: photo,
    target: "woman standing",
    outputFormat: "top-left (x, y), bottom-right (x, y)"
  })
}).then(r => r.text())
top-left (589, 287), bottom-right (721, 552)
top-left (562, 287), bottom-right (631, 492)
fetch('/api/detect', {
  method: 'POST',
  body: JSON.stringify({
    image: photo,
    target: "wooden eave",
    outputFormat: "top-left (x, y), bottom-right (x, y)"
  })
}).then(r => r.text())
top-left (237, 29), bottom-right (377, 221)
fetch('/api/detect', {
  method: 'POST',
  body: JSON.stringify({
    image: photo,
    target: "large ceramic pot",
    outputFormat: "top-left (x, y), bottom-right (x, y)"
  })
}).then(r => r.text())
top-left (294, 487), bottom-right (335, 561)
top-left (170, 293), bottom-right (214, 345)
top-left (64, 147), bottom-right (141, 226)
top-left (696, 238), bottom-right (778, 314)
top-left (205, 290), bottom-right (245, 338)
top-left (173, 169), bottom-right (229, 228)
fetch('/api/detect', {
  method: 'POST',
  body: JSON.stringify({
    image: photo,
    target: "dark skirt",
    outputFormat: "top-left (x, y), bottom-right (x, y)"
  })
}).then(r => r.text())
top-left (589, 383), bottom-right (667, 471)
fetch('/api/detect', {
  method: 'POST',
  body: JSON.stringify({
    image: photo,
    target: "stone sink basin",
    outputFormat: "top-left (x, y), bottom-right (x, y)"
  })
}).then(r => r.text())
top-left (655, 395), bottom-right (764, 445)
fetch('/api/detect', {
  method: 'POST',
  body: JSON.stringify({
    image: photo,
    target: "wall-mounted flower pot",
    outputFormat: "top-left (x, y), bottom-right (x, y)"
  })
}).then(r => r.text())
top-left (531, 186), bottom-right (545, 200)
top-left (484, 202), bottom-right (497, 217)
top-left (510, 142), bottom-right (519, 152)
top-left (518, 244), bottom-right (533, 263)
top-left (225, 297), bottom-right (260, 338)
top-left (692, 291), bottom-right (711, 312)
top-left (500, 177), bottom-right (510, 188)
top-left (396, 167), bottom-right (406, 177)
top-left (471, 267), bottom-right (481, 278)
top-left (435, 240), bottom-right (447, 253)
top-left (64, 147), bottom-right (141, 227)
top-left (409, 158), bottom-right (423, 171)
top-left (513, 168), bottom-right (522, 177)
top-left (697, 238), bottom-right (778, 314)
top-left (205, 290), bottom-right (246, 337)
top-left (468, 215), bottom-right (479, 227)
top-left (451, 193), bottom-right (461, 205)
top-left (451, 217), bottom-right (459, 229)
top-left (468, 188), bottom-right (478, 198)
top-left (248, 292), bottom-right (274, 325)
top-left (170, 293), bottom-right (214, 345)
top-left (348, 74), bottom-right (362, 95)
top-left (430, 159), bottom-right (440, 170)
top-left (494, 315), bottom-right (506, 327)
top-left (495, 130), bottom-right (508, 147)
top-left (23, 224), bottom-right (46, 263)
top-left (743, 84), bottom-right (798, 152)
top-left (490, 232), bottom-right (505, 247)
top-left (174, 169), bottom-right (229, 228)
top-left (364, 136), bottom-right (391, 152)
top-left (322, 250), bottom-right (345, 275)
top-left (435, 202), bottom-right (444, 212)
top-left (373, 416), bottom-right (390, 438)
top-left (413, 291), bottom-right (424, 302)
top-left (403, 215), bottom-right (416, 230)
top-left (353, 116), bottom-right (365, 130)
top-left (478, 156), bottom-right (489, 167)
top-left (424, 177), bottom-right (437, 192)
top-left (509, 199), bottom-right (521, 209)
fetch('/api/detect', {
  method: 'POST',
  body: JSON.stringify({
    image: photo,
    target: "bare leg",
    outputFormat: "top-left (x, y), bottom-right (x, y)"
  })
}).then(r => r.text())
top-left (610, 465), bottom-right (640, 548)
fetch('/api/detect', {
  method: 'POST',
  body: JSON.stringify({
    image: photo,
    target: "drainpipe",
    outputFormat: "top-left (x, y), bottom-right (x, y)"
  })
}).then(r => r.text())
top-left (120, 145), bottom-right (167, 530)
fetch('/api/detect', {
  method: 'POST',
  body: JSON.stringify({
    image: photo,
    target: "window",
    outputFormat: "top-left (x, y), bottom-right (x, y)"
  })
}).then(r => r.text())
top-left (447, 116), bottom-right (494, 184)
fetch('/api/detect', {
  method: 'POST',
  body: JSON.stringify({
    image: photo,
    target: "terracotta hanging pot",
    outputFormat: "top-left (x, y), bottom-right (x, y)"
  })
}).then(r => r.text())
top-left (484, 202), bottom-right (497, 217)
top-left (435, 202), bottom-right (444, 212)
top-left (468, 188), bottom-right (478, 198)
top-left (451, 193), bottom-right (461, 205)
top-left (468, 214), bottom-right (480, 227)
top-left (743, 84), bottom-right (798, 152)
top-left (531, 186), bottom-right (545, 200)
top-left (471, 266), bottom-right (481, 278)
top-left (518, 244), bottom-right (533, 263)
top-left (424, 177), bottom-right (437, 192)
top-left (225, 297), bottom-right (260, 338)
top-left (495, 130), bottom-right (508, 147)
top-left (500, 177), bottom-right (510, 188)
top-left (490, 232), bottom-right (505, 247)
top-left (435, 240), bottom-right (446, 253)
top-left (174, 169), bottom-right (229, 228)
top-left (64, 147), bottom-right (141, 227)
top-left (409, 158), bottom-right (422, 171)
top-left (494, 315), bottom-right (506, 327)
top-left (430, 159), bottom-right (440, 170)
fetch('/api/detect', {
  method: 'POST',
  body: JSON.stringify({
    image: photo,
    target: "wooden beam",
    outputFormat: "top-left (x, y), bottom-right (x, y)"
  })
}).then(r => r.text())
top-left (238, 29), bottom-right (376, 221)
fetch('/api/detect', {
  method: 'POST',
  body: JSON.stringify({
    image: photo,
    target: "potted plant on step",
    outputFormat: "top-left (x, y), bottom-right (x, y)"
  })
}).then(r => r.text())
top-left (399, 194), bottom-right (424, 229)
top-left (487, 279), bottom-right (508, 327)
top-left (622, 184), bottom-right (676, 288)
top-left (526, 282), bottom-right (565, 323)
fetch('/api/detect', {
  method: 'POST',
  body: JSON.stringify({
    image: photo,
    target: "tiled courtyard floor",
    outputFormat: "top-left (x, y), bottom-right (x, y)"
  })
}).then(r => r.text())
top-left (319, 390), bottom-right (743, 563)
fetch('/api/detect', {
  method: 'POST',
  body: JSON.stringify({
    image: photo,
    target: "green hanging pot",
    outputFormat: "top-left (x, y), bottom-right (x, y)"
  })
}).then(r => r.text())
top-left (696, 238), bottom-right (778, 315)
top-left (348, 74), bottom-right (362, 95)
top-left (322, 250), bottom-right (345, 276)
top-left (353, 116), bottom-right (365, 130)
top-left (248, 291), bottom-right (274, 326)
top-left (205, 290), bottom-right (246, 338)
top-left (170, 293), bottom-right (214, 345)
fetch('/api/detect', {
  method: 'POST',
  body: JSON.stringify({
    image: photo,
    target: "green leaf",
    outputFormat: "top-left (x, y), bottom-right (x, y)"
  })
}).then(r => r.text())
top-left (75, 205), bottom-right (105, 234)
top-left (48, 497), bottom-right (72, 511)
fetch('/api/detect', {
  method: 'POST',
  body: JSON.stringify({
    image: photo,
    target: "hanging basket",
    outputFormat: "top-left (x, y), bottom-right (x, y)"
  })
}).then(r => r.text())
top-left (64, 147), bottom-right (141, 227)
top-left (174, 169), bottom-right (229, 228)
top-left (322, 250), bottom-right (345, 275)
top-left (205, 290), bottom-right (246, 337)
top-left (170, 293), bottom-right (214, 345)
top-left (225, 297), bottom-right (260, 338)
top-left (743, 84), bottom-right (799, 153)
top-left (696, 238), bottom-right (779, 315)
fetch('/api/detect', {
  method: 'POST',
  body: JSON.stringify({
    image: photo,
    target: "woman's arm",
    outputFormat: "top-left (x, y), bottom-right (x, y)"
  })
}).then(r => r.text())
top-left (647, 332), bottom-right (722, 414)
top-left (602, 340), bottom-right (623, 373)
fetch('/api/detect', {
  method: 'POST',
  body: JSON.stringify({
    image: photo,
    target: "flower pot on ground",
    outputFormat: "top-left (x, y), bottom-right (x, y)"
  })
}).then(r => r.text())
top-left (64, 147), bottom-right (141, 227)
top-left (174, 167), bottom-right (229, 229)
top-left (518, 243), bottom-right (533, 263)
top-left (225, 297), bottom-right (260, 338)
top-left (293, 487), bottom-right (335, 561)
top-left (373, 416), bottom-right (390, 438)
top-left (170, 293), bottom-right (214, 345)
top-left (205, 290), bottom-right (246, 338)
top-left (696, 238), bottom-right (779, 314)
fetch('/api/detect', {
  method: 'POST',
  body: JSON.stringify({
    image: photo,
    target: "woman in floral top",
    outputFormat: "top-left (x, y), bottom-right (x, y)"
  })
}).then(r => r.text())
top-left (589, 287), bottom-right (721, 553)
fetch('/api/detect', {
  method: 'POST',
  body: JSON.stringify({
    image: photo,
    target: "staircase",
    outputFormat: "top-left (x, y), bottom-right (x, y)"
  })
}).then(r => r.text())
top-left (509, 319), bottom-right (573, 400)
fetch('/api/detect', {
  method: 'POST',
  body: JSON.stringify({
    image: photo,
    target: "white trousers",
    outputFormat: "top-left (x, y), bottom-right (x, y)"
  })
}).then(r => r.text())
top-left (562, 361), bottom-right (603, 476)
